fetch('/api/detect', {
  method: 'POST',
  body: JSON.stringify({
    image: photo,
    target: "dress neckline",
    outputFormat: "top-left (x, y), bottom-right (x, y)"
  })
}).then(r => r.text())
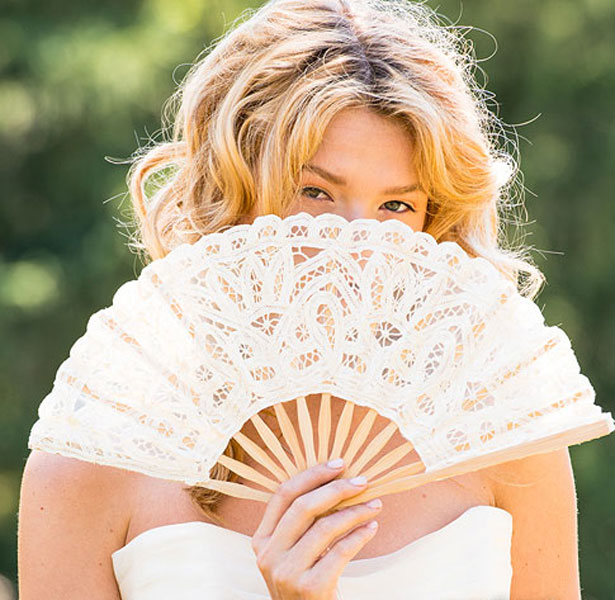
top-left (113, 504), bottom-right (512, 571)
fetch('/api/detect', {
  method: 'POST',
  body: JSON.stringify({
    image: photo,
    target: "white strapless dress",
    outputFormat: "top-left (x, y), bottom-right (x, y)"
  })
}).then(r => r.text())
top-left (111, 505), bottom-right (513, 599)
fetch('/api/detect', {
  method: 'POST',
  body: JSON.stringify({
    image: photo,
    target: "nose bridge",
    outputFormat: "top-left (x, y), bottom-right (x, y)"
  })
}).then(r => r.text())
top-left (341, 197), bottom-right (373, 222)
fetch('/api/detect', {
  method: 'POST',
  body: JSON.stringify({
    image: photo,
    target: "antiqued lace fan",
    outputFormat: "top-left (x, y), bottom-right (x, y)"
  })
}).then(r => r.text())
top-left (28, 212), bottom-right (614, 510)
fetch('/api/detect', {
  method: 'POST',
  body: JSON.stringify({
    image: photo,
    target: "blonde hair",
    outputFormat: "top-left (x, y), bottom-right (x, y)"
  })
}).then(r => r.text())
top-left (122, 0), bottom-right (545, 524)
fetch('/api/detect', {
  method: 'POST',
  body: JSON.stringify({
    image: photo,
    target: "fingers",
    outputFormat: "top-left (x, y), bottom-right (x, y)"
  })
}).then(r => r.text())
top-left (252, 459), bottom-right (383, 599)
top-left (288, 497), bottom-right (383, 572)
top-left (252, 459), bottom-right (348, 547)
top-left (306, 518), bottom-right (379, 584)
top-left (271, 474), bottom-right (374, 554)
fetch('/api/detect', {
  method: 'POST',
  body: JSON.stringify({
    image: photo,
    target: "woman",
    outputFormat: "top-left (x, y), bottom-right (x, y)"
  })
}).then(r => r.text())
top-left (18, 0), bottom-right (581, 598)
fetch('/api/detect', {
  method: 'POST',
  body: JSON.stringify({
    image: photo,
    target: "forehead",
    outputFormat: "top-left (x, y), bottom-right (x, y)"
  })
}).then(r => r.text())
top-left (306, 107), bottom-right (418, 182)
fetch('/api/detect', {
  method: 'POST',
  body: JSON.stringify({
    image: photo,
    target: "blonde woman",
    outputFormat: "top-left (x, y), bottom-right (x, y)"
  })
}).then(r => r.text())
top-left (18, 0), bottom-right (581, 598)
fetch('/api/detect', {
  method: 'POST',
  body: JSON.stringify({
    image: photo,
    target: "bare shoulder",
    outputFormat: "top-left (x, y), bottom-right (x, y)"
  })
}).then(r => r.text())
top-left (482, 448), bottom-right (581, 600)
top-left (21, 448), bottom-right (136, 489)
top-left (20, 449), bottom-right (136, 527)
top-left (18, 450), bottom-right (135, 599)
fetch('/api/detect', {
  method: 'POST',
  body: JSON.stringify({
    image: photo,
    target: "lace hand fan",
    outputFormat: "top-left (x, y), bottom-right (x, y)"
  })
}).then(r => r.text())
top-left (28, 212), bottom-right (614, 510)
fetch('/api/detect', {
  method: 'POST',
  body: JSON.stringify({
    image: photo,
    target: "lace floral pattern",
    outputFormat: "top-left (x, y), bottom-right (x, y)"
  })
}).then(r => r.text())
top-left (29, 212), bottom-right (613, 485)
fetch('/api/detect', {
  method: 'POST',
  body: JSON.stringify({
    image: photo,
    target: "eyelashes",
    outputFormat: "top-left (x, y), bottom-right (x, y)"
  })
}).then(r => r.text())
top-left (300, 186), bottom-right (331, 202)
top-left (299, 186), bottom-right (417, 214)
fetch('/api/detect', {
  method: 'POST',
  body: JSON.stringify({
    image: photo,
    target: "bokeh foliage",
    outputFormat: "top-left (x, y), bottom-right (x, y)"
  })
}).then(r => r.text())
top-left (1, 0), bottom-right (613, 597)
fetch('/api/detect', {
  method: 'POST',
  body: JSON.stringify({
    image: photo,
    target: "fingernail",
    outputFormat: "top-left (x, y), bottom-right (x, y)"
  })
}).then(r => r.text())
top-left (326, 458), bottom-right (344, 469)
top-left (349, 475), bottom-right (367, 486)
top-left (366, 520), bottom-right (378, 530)
top-left (366, 498), bottom-right (382, 509)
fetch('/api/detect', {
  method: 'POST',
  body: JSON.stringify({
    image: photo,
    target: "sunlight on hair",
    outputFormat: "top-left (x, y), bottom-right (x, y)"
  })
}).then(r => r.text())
top-left (122, 0), bottom-right (544, 303)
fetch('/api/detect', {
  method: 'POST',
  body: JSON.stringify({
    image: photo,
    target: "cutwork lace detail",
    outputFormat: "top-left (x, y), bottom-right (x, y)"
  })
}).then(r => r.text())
top-left (29, 212), bottom-right (607, 485)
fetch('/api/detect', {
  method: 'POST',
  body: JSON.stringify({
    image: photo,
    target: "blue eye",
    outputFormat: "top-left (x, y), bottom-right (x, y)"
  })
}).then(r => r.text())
top-left (300, 187), bottom-right (416, 214)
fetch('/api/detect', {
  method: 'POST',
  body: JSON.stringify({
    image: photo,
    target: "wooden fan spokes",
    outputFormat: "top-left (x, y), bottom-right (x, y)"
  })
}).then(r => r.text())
top-left (202, 393), bottom-right (427, 510)
top-left (201, 390), bottom-right (615, 510)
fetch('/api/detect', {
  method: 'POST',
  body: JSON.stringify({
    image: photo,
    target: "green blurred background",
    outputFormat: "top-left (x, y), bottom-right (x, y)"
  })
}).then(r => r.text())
top-left (1, 0), bottom-right (613, 597)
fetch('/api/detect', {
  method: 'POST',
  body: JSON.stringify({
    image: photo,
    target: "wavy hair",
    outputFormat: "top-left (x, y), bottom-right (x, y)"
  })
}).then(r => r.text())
top-left (122, 0), bottom-right (545, 524)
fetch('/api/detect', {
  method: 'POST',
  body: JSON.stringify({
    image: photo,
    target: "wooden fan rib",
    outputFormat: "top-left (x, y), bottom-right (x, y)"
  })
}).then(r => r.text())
top-left (317, 393), bottom-right (332, 463)
top-left (250, 413), bottom-right (298, 477)
top-left (203, 479), bottom-right (272, 503)
top-left (216, 453), bottom-right (279, 491)
top-left (297, 395), bottom-right (317, 467)
top-left (345, 421), bottom-right (400, 478)
top-left (330, 400), bottom-right (354, 459)
top-left (273, 401), bottom-right (306, 472)
top-left (342, 408), bottom-right (377, 466)
top-left (358, 441), bottom-right (417, 481)
top-left (334, 417), bottom-right (613, 509)
top-left (232, 431), bottom-right (287, 482)
top-left (362, 456), bottom-right (426, 488)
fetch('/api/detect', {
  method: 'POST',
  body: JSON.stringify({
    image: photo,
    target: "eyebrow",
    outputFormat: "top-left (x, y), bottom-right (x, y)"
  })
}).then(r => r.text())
top-left (304, 163), bottom-right (422, 195)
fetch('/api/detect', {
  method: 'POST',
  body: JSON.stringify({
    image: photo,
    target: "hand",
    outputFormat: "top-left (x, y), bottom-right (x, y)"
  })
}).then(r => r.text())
top-left (251, 459), bottom-right (383, 599)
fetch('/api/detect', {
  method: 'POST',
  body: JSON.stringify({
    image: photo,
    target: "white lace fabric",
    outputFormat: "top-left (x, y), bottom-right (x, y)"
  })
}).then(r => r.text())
top-left (28, 212), bottom-right (613, 486)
